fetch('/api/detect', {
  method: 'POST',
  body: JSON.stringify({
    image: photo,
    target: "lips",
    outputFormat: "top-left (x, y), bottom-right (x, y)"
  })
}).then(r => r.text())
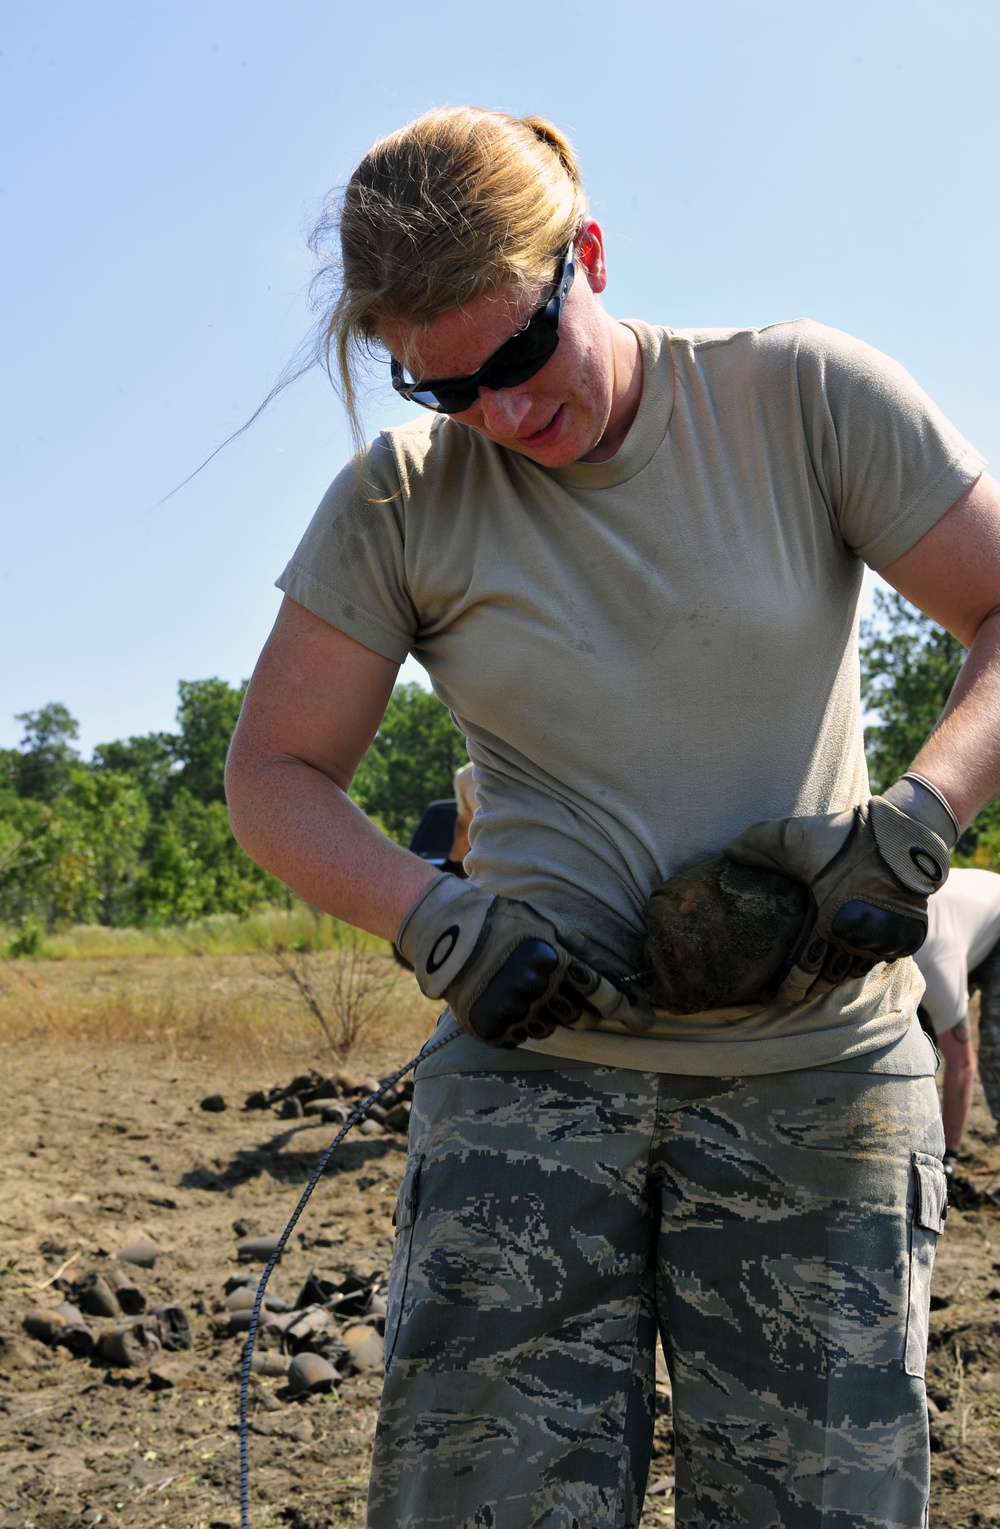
top-left (518, 405), bottom-right (564, 448)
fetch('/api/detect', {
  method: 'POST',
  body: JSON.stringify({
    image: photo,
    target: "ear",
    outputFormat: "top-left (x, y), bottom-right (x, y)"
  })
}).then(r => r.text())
top-left (577, 219), bottom-right (608, 295)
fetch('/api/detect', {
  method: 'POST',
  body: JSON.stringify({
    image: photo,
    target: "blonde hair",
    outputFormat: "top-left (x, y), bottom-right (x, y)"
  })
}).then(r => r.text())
top-left (159, 109), bottom-right (587, 502)
top-left (310, 106), bottom-right (589, 446)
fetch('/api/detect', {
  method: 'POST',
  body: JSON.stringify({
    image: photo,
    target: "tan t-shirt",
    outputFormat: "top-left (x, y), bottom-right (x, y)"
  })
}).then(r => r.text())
top-left (278, 319), bottom-right (985, 1074)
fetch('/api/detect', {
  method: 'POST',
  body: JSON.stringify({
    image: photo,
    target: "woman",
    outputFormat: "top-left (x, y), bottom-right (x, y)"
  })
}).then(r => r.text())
top-left (226, 106), bottom-right (1000, 1527)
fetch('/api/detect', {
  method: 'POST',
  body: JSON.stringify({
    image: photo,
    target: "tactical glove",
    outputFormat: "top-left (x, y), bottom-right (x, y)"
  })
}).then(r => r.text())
top-left (724, 775), bottom-right (957, 1005)
top-left (396, 874), bottom-right (654, 1048)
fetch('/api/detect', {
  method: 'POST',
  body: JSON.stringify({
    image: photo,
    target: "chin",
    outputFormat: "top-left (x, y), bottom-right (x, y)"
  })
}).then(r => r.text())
top-left (518, 416), bottom-right (605, 467)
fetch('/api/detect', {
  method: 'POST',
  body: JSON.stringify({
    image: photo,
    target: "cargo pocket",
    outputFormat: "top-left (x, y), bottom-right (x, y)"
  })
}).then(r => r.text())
top-left (904, 1150), bottom-right (948, 1377)
top-left (384, 1152), bottom-right (424, 1368)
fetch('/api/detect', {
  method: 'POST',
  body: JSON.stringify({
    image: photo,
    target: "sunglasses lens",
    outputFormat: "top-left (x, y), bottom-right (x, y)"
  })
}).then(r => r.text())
top-left (414, 385), bottom-right (478, 414)
top-left (479, 320), bottom-right (559, 392)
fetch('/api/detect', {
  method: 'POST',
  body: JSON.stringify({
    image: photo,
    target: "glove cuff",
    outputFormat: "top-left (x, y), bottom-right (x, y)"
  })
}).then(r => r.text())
top-left (899, 773), bottom-right (962, 847)
top-left (869, 796), bottom-right (950, 896)
top-left (884, 775), bottom-right (960, 850)
top-left (396, 874), bottom-right (495, 1000)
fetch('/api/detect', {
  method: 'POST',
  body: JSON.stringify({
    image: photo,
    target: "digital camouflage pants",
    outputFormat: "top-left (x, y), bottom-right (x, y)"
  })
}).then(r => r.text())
top-left (368, 1056), bottom-right (946, 1529)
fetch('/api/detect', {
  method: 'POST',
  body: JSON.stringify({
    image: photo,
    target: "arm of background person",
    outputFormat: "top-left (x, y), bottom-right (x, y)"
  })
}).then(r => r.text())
top-left (225, 594), bottom-right (439, 941)
top-left (450, 810), bottom-right (472, 864)
top-left (937, 1020), bottom-right (978, 1155)
top-left (879, 472), bottom-right (1000, 828)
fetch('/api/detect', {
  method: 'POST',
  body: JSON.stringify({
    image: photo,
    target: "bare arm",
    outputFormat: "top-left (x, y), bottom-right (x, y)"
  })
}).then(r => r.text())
top-left (879, 473), bottom-right (1000, 829)
top-left (937, 1020), bottom-right (976, 1154)
top-left (225, 596), bottom-right (439, 941)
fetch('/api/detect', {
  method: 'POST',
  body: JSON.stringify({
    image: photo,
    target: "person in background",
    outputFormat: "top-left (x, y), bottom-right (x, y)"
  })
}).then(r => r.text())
top-left (914, 865), bottom-right (1000, 1169)
top-left (448, 759), bottom-right (476, 865)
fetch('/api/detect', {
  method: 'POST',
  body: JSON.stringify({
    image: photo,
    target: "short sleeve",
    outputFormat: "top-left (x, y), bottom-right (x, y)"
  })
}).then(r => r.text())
top-left (276, 435), bottom-right (418, 664)
top-left (914, 950), bottom-right (969, 1035)
top-left (792, 322), bottom-right (985, 569)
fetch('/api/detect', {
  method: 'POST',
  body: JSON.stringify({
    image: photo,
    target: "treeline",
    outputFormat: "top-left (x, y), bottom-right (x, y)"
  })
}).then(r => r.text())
top-left (0, 679), bottom-right (465, 936)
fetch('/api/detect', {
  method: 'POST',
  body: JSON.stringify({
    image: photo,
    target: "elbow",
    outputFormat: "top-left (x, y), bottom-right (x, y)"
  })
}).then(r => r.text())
top-left (223, 734), bottom-right (262, 857)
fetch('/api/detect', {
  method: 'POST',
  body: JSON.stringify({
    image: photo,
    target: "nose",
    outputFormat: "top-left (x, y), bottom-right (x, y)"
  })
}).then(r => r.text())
top-left (474, 386), bottom-right (535, 437)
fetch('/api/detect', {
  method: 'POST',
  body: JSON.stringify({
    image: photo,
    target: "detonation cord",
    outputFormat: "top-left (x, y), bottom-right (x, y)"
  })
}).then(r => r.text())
top-left (238, 1026), bottom-right (459, 1529)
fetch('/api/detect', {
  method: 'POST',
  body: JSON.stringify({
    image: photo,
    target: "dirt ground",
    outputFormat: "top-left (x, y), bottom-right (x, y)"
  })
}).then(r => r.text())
top-left (3, 984), bottom-right (1000, 1527)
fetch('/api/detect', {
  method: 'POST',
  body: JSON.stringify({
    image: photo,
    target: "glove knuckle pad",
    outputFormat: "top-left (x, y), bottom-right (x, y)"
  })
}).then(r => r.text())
top-left (830, 899), bottom-right (925, 960)
top-left (468, 939), bottom-right (561, 1043)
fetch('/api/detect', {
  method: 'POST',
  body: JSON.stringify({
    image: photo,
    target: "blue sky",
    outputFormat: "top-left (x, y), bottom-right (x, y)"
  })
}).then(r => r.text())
top-left (2, 0), bottom-right (998, 756)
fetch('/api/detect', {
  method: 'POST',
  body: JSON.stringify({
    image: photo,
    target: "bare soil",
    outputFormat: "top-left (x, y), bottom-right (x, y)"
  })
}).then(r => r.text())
top-left (3, 1001), bottom-right (1000, 1527)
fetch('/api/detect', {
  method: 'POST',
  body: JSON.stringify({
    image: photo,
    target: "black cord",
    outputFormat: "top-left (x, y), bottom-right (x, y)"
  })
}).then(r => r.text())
top-left (238, 1026), bottom-right (459, 1528)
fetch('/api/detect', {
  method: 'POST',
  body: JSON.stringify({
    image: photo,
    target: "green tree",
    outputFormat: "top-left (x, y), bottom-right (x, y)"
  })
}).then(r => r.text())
top-left (0, 792), bottom-right (51, 926)
top-left (134, 790), bottom-right (284, 924)
top-left (860, 588), bottom-right (1000, 856)
top-left (0, 789), bottom-right (95, 929)
top-left (13, 703), bottom-right (81, 801)
top-left (91, 732), bottom-right (179, 815)
top-left (350, 681), bottom-right (466, 844)
top-left (860, 589), bottom-right (965, 791)
top-left (174, 678), bottom-right (246, 803)
top-left (71, 770), bottom-right (150, 925)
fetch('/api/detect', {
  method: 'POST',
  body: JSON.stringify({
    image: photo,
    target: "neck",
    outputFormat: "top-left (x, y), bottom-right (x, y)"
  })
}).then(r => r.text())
top-left (581, 321), bottom-right (643, 463)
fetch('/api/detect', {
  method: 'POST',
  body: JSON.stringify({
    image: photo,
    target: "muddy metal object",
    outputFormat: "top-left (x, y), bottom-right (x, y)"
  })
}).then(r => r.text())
top-left (229, 1298), bottom-right (294, 1336)
top-left (341, 1324), bottom-right (384, 1372)
top-left (294, 1269), bottom-right (343, 1309)
top-left (117, 1238), bottom-right (160, 1269)
top-left (105, 1267), bottom-right (146, 1314)
top-left (302, 1098), bottom-right (335, 1117)
top-left (283, 1306), bottom-right (331, 1352)
top-left (226, 1284), bottom-right (291, 1315)
top-left (98, 1320), bottom-right (162, 1369)
top-left (238, 1232), bottom-right (283, 1263)
top-left (148, 1303), bottom-right (192, 1351)
top-left (327, 1274), bottom-right (380, 1320)
top-left (304, 1330), bottom-right (349, 1368)
top-left (636, 855), bottom-right (810, 1013)
top-left (23, 1303), bottom-right (94, 1357)
top-left (74, 1270), bottom-right (123, 1319)
top-left (53, 1322), bottom-right (96, 1359)
top-left (23, 1308), bottom-right (70, 1345)
top-left (319, 1102), bottom-right (351, 1126)
top-left (287, 1352), bottom-right (338, 1396)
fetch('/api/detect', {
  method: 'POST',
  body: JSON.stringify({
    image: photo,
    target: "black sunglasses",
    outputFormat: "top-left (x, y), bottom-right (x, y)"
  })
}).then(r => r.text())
top-left (389, 241), bottom-right (577, 415)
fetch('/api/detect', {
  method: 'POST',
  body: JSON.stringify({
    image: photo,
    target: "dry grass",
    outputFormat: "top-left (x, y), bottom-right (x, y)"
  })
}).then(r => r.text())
top-left (1, 903), bottom-right (356, 961)
top-left (0, 944), bottom-right (442, 1073)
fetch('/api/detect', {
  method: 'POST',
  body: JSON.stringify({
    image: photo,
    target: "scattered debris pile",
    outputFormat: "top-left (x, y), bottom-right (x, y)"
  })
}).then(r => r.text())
top-left (239, 1067), bottom-right (415, 1136)
top-left (228, 1262), bottom-right (386, 1394)
top-left (19, 1213), bottom-right (388, 1405)
top-left (19, 1237), bottom-right (194, 1388)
